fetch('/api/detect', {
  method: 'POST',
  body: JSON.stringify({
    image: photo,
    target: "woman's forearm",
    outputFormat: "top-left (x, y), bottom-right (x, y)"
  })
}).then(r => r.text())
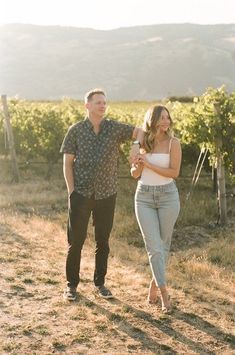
top-left (145, 162), bottom-right (179, 179)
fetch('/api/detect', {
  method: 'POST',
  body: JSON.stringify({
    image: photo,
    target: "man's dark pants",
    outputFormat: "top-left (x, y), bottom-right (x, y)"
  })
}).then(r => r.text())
top-left (66, 191), bottom-right (117, 288)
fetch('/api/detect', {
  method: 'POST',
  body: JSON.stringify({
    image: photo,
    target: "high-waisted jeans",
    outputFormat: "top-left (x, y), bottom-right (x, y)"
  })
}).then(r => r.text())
top-left (135, 181), bottom-right (180, 287)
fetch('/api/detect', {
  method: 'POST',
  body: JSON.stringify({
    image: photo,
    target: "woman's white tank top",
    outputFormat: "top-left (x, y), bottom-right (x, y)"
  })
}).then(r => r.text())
top-left (139, 139), bottom-right (173, 186)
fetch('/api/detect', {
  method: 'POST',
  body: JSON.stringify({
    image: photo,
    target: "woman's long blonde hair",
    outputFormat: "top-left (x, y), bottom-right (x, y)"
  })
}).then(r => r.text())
top-left (142, 105), bottom-right (173, 153)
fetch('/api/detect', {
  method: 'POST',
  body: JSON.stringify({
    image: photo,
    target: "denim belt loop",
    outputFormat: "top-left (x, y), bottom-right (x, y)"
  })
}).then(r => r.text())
top-left (138, 180), bottom-right (176, 193)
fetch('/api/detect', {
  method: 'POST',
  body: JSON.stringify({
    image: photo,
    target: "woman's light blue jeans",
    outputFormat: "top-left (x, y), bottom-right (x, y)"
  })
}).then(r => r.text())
top-left (135, 181), bottom-right (180, 287)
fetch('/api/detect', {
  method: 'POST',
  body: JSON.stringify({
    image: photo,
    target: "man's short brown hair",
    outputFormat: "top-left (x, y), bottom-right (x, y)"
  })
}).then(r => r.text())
top-left (84, 88), bottom-right (106, 103)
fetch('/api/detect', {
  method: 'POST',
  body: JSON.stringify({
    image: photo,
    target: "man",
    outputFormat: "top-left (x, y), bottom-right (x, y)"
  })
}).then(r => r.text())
top-left (60, 88), bottom-right (142, 301)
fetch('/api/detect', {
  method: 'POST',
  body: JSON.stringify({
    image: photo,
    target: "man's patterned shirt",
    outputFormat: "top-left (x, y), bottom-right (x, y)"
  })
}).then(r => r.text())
top-left (60, 117), bottom-right (134, 199)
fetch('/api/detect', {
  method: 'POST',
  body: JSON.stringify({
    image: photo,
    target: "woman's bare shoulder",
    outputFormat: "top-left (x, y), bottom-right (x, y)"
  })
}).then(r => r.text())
top-left (171, 137), bottom-right (181, 145)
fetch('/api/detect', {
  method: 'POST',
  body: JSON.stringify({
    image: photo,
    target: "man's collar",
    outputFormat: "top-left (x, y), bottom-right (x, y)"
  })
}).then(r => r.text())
top-left (84, 117), bottom-right (107, 129)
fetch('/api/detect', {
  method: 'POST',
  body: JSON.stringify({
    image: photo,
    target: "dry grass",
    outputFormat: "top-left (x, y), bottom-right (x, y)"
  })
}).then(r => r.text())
top-left (0, 166), bottom-right (235, 354)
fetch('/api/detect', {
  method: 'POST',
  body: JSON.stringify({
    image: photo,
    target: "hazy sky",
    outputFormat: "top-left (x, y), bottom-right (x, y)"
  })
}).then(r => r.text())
top-left (1, 0), bottom-right (235, 29)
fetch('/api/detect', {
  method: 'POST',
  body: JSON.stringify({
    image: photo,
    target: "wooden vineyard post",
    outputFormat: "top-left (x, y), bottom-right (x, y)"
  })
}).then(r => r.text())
top-left (215, 136), bottom-right (227, 225)
top-left (214, 103), bottom-right (227, 225)
top-left (1, 95), bottom-right (20, 182)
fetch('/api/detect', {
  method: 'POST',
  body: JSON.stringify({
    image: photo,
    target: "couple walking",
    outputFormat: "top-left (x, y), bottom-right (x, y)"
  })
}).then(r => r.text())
top-left (60, 88), bottom-right (181, 313)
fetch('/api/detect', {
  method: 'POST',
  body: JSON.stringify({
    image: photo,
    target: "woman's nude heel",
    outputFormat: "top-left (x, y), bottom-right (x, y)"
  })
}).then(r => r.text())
top-left (147, 279), bottom-right (158, 304)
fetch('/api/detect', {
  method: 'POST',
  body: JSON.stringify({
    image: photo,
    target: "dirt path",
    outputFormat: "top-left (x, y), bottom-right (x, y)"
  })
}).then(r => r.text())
top-left (0, 211), bottom-right (234, 355)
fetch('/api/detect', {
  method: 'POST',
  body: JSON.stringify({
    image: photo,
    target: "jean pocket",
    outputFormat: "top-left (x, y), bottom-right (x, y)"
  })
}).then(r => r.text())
top-left (136, 184), bottom-right (149, 193)
top-left (164, 189), bottom-right (180, 203)
top-left (135, 188), bottom-right (152, 203)
top-left (69, 191), bottom-right (80, 212)
top-left (70, 190), bottom-right (79, 201)
top-left (69, 190), bottom-right (75, 198)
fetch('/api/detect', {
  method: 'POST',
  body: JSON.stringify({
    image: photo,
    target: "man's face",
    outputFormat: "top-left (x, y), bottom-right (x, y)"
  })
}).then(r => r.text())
top-left (86, 94), bottom-right (107, 118)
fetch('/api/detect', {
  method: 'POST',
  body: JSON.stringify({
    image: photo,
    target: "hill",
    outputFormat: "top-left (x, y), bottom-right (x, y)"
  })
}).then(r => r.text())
top-left (1, 23), bottom-right (235, 99)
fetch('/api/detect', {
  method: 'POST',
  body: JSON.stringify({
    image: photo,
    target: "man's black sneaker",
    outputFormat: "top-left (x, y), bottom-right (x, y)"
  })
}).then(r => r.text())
top-left (63, 287), bottom-right (77, 301)
top-left (95, 285), bottom-right (113, 299)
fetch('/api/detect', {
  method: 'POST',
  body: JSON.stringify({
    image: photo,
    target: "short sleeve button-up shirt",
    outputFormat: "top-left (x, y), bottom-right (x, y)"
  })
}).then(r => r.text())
top-left (60, 117), bottom-right (134, 200)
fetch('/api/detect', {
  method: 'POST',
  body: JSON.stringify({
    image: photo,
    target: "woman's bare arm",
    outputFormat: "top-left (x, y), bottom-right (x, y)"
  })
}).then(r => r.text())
top-left (138, 138), bottom-right (182, 179)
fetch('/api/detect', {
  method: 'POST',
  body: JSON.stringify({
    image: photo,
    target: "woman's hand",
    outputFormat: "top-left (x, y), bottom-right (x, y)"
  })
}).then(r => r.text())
top-left (132, 155), bottom-right (142, 166)
top-left (136, 153), bottom-right (150, 168)
top-left (130, 158), bottom-right (144, 179)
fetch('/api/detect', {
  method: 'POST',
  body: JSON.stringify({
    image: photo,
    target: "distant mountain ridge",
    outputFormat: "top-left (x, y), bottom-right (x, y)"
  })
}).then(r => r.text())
top-left (1, 23), bottom-right (235, 100)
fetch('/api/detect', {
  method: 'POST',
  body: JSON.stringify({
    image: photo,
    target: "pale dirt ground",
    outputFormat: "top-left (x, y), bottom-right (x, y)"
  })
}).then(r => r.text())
top-left (0, 207), bottom-right (234, 355)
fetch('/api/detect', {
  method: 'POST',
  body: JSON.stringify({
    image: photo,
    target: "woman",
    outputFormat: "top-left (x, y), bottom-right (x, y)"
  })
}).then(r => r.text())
top-left (131, 105), bottom-right (181, 313)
